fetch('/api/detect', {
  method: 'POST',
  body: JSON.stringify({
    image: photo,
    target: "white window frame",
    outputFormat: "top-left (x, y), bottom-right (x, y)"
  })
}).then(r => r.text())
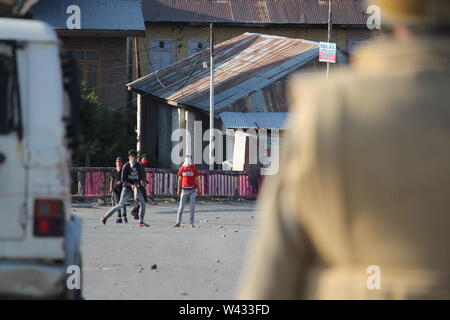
top-left (188, 39), bottom-right (210, 57)
top-left (149, 38), bottom-right (174, 72)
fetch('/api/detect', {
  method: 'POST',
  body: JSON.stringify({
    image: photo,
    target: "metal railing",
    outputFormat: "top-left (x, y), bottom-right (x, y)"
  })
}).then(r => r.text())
top-left (72, 167), bottom-right (262, 199)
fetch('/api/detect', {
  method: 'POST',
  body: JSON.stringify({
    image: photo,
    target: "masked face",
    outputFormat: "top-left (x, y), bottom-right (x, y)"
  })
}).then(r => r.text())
top-left (183, 156), bottom-right (192, 166)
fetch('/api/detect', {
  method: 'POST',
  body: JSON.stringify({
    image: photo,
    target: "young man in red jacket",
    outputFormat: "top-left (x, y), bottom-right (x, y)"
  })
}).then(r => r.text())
top-left (174, 154), bottom-right (200, 228)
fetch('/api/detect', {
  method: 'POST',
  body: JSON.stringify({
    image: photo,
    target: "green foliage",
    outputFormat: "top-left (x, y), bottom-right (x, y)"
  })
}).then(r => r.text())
top-left (72, 88), bottom-right (135, 167)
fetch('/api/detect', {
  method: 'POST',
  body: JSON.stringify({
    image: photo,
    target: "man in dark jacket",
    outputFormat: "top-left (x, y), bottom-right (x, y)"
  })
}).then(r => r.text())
top-left (109, 156), bottom-right (127, 223)
top-left (130, 155), bottom-right (148, 220)
top-left (101, 150), bottom-right (148, 227)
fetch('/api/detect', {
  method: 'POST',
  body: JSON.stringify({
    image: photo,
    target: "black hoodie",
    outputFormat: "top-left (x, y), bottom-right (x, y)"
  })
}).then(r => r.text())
top-left (121, 161), bottom-right (145, 188)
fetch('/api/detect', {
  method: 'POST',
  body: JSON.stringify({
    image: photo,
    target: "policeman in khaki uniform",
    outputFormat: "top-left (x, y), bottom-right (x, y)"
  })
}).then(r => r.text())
top-left (237, 0), bottom-right (450, 300)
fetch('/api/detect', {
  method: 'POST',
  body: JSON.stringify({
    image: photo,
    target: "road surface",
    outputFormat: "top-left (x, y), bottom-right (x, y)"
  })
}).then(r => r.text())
top-left (72, 200), bottom-right (257, 300)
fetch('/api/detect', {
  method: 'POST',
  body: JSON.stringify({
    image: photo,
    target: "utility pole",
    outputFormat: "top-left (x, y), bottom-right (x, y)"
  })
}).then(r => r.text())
top-left (327, 0), bottom-right (332, 78)
top-left (209, 22), bottom-right (215, 170)
top-left (134, 37), bottom-right (143, 154)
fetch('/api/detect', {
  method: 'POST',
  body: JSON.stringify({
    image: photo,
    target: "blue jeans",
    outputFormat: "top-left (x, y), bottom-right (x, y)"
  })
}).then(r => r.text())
top-left (111, 190), bottom-right (126, 218)
top-left (176, 188), bottom-right (196, 224)
top-left (104, 187), bottom-right (146, 222)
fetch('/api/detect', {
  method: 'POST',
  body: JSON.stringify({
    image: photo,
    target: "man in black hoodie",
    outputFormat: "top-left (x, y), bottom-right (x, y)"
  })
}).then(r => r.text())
top-left (101, 150), bottom-right (148, 227)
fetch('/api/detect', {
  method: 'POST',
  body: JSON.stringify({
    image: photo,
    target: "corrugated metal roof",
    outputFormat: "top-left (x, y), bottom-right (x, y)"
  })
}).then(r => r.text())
top-left (31, 0), bottom-right (145, 31)
top-left (220, 112), bottom-right (290, 130)
top-left (142, 0), bottom-right (368, 25)
top-left (127, 32), bottom-right (348, 113)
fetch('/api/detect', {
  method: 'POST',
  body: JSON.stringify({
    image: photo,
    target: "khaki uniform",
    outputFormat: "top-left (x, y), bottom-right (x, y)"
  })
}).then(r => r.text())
top-left (237, 35), bottom-right (450, 299)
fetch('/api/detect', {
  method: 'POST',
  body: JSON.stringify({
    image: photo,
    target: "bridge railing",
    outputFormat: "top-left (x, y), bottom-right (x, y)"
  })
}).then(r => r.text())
top-left (72, 167), bottom-right (263, 199)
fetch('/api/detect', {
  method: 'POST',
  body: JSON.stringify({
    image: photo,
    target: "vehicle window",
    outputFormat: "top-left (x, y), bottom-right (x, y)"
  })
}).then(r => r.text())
top-left (0, 42), bottom-right (21, 135)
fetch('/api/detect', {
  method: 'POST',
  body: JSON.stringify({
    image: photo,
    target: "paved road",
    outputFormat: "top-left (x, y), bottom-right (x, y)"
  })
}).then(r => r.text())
top-left (72, 200), bottom-right (257, 300)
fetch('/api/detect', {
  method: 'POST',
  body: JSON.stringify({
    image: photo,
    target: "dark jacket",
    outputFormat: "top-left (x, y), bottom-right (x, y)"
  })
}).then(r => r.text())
top-left (121, 162), bottom-right (145, 188)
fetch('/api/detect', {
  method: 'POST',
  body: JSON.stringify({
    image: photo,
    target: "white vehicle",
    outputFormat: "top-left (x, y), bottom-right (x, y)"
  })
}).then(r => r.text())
top-left (0, 15), bottom-right (83, 298)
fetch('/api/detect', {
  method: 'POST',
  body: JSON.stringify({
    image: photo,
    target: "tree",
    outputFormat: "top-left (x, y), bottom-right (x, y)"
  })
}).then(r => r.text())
top-left (72, 89), bottom-right (136, 167)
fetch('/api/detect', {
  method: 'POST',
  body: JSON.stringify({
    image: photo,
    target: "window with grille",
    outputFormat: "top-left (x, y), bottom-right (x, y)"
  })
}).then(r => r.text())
top-left (188, 39), bottom-right (210, 57)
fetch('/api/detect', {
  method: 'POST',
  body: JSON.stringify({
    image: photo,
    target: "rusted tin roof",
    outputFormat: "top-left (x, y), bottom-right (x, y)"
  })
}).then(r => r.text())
top-left (142, 0), bottom-right (368, 25)
top-left (220, 112), bottom-right (290, 130)
top-left (127, 33), bottom-right (347, 113)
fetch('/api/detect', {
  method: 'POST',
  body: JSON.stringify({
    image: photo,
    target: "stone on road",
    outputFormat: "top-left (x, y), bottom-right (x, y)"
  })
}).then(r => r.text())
top-left (73, 200), bottom-right (256, 300)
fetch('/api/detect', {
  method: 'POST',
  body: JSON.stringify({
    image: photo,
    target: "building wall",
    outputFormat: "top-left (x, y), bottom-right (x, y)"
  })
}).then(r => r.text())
top-left (137, 24), bottom-right (373, 74)
top-left (60, 36), bottom-right (129, 109)
top-left (141, 96), bottom-right (218, 170)
top-left (136, 24), bottom-right (374, 169)
top-left (141, 96), bottom-right (183, 169)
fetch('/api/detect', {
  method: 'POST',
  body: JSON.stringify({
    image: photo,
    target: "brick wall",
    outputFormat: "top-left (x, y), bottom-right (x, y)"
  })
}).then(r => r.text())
top-left (60, 36), bottom-right (129, 109)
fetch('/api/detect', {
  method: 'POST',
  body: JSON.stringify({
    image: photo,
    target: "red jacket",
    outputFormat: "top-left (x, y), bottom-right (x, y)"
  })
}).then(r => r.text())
top-left (178, 165), bottom-right (199, 188)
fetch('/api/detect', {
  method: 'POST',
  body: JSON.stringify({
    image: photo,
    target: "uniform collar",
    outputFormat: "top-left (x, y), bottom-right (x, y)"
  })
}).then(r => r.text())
top-left (352, 35), bottom-right (450, 74)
